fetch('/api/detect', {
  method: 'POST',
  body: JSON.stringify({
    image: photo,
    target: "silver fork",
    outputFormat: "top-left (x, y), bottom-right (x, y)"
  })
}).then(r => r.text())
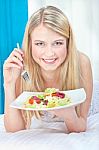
top-left (17, 43), bottom-right (30, 82)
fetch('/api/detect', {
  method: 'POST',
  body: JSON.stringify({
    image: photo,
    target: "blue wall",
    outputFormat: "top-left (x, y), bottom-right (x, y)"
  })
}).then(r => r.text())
top-left (0, 0), bottom-right (28, 114)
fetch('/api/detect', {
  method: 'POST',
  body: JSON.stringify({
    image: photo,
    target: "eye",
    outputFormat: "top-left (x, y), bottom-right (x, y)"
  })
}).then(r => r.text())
top-left (53, 41), bottom-right (64, 46)
top-left (35, 42), bottom-right (45, 46)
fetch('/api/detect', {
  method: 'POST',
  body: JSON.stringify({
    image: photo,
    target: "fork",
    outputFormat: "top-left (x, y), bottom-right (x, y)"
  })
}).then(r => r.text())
top-left (17, 43), bottom-right (30, 82)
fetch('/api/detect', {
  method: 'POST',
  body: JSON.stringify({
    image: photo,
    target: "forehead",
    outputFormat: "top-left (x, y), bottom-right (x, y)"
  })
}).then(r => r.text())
top-left (31, 25), bottom-right (65, 40)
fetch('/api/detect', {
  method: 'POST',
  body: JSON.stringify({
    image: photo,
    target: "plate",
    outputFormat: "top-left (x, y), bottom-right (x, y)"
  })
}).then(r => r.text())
top-left (10, 88), bottom-right (86, 111)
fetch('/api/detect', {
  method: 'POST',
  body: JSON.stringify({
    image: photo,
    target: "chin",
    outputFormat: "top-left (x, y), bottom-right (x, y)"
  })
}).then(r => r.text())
top-left (41, 65), bottom-right (60, 71)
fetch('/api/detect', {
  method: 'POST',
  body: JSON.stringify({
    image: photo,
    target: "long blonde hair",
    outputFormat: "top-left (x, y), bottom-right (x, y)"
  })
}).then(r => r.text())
top-left (21, 6), bottom-right (81, 128)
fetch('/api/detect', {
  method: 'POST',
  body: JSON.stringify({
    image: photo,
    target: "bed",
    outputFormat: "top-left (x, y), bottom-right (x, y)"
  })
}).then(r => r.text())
top-left (0, 81), bottom-right (99, 150)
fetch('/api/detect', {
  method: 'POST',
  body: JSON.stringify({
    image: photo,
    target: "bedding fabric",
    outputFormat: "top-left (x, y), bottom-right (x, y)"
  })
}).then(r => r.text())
top-left (0, 113), bottom-right (99, 150)
top-left (0, 80), bottom-right (99, 150)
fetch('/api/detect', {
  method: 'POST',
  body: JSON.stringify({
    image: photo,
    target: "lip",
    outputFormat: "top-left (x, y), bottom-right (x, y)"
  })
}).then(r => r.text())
top-left (42, 58), bottom-right (57, 64)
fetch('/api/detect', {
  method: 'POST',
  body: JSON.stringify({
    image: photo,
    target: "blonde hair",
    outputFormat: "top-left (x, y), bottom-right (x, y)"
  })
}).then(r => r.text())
top-left (21, 6), bottom-right (81, 129)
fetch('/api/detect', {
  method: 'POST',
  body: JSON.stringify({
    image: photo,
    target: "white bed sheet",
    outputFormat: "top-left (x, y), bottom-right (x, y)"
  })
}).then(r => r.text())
top-left (0, 113), bottom-right (99, 150)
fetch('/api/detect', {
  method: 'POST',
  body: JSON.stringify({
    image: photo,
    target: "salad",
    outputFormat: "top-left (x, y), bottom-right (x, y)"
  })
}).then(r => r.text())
top-left (23, 88), bottom-right (72, 109)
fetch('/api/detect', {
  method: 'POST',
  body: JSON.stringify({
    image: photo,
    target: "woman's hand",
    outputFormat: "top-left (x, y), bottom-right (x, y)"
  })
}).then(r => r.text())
top-left (49, 106), bottom-right (86, 132)
top-left (3, 48), bottom-right (24, 85)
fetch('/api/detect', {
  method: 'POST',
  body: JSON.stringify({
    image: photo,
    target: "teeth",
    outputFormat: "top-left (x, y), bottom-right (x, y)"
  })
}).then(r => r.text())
top-left (43, 59), bottom-right (56, 62)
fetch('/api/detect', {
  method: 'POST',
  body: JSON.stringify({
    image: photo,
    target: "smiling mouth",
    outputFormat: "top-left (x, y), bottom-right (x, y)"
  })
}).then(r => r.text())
top-left (42, 58), bottom-right (57, 64)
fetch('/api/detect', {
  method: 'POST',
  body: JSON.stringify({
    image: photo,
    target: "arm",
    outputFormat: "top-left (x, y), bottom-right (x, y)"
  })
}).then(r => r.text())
top-left (54, 53), bottom-right (93, 133)
top-left (4, 82), bottom-right (25, 132)
top-left (3, 48), bottom-right (26, 132)
top-left (65, 53), bottom-right (93, 132)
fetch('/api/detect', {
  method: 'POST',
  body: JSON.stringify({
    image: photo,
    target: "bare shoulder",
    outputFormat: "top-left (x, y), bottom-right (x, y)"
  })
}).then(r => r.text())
top-left (78, 51), bottom-right (93, 82)
top-left (79, 52), bottom-right (91, 68)
top-left (78, 52), bottom-right (92, 79)
top-left (79, 52), bottom-right (92, 84)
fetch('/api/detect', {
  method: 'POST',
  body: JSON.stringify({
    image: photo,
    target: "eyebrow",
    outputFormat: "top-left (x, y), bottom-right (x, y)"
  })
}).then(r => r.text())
top-left (34, 40), bottom-right (44, 42)
top-left (53, 39), bottom-right (65, 42)
top-left (34, 39), bottom-right (65, 42)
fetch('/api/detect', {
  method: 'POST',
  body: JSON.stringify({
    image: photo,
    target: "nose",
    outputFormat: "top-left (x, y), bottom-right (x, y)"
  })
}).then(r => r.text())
top-left (44, 45), bottom-right (54, 57)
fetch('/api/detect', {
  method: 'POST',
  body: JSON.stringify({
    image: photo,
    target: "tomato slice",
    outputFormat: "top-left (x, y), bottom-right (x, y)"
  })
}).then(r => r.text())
top-left (51, 93), bottom-right (57, 96)
top-left (29, 98), bottom-right (34, 104)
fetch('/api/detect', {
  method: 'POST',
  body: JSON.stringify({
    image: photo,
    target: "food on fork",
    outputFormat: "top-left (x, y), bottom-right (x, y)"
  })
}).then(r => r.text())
top-left (23, 88), bottom-right (72, 109)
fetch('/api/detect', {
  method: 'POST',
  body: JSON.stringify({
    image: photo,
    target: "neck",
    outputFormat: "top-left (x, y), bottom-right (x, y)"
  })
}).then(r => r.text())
top-left (41, 69), bottom-right (61, 88)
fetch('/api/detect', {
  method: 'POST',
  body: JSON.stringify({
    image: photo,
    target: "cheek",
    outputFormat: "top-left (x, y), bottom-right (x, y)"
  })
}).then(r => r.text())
top-left (57, 47), bottom-right (67, 59)
top-left (31, 47), bottom-right (41, 58)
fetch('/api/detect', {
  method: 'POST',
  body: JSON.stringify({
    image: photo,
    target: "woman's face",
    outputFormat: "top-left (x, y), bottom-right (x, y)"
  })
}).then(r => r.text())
top-left (31, 25), bottom-right (67, 72)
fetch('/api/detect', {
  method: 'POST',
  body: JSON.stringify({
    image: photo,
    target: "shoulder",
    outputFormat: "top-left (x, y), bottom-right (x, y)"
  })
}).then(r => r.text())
top-left (78, 52), bottom-right (92, 75)
top-left (78, 51), bottom-right (93, 87)
top-left (79, 52), bottom-right (91, 67)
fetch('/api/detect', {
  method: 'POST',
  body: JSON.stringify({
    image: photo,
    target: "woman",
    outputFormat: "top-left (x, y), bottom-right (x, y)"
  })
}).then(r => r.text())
top-left (3, 6), bottom-right (93, 133)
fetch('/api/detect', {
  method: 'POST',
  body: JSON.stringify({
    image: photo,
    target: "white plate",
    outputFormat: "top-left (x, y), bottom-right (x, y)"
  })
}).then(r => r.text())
top-left (10, 88), bottom-right (86, 111)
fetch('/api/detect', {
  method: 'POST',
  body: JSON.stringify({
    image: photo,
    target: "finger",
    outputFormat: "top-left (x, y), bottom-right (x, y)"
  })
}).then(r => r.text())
top-left (14, 48), bottom-right (24, 55)
top-left (4, 62), bottom-right (21, 69)
top-left (13, 52), bottom-right (23, 62)
top-left (10, 49), bottom-right (24, 61)
top-left (10, 48), bottom-right (24, 58)
top-left (4, 56), bottom-right (23, 68)
top-left (10, 56), bottom-right (23, 67)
